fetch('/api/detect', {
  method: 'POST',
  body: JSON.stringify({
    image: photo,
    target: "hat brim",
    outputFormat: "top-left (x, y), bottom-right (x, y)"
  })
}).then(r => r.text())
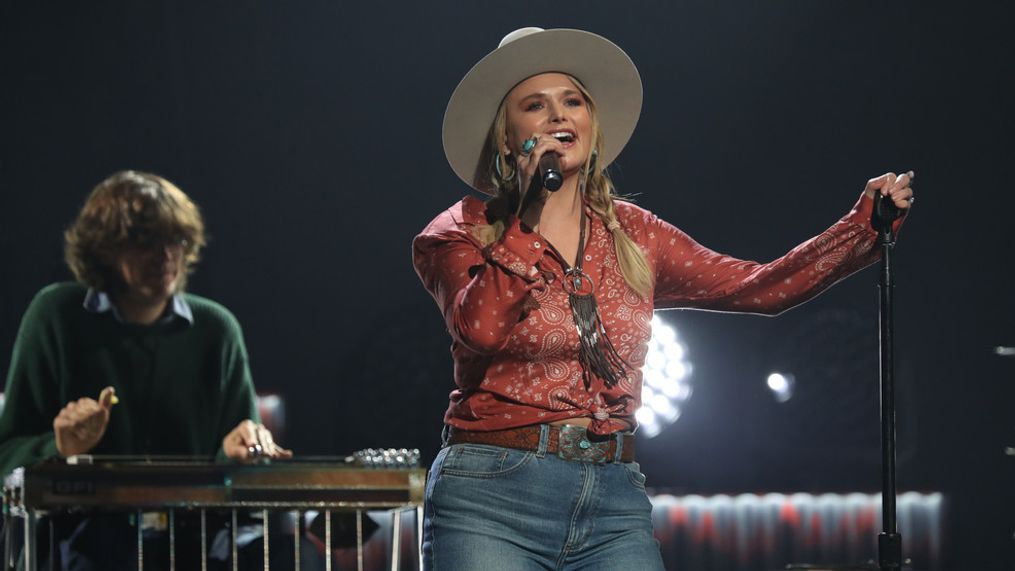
top-left (442, 28), bottom-right (642, 195)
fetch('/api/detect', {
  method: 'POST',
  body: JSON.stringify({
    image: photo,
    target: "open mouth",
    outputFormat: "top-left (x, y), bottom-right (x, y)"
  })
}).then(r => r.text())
top-left (550, 131), bottom-right (576, 144)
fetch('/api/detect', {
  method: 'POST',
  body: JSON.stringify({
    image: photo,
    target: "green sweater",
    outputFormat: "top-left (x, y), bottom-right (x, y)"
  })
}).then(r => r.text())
top-left (0, 282), bottom-right (260, 476)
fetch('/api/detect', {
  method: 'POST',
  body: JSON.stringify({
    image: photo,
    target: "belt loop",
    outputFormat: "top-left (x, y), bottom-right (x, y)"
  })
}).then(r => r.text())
top-left (613, 432), bottom-right (624, 463)
top-left (536, 425), bottom-right (549, 458)
top-left (441, 424), bottom-right (451, 447)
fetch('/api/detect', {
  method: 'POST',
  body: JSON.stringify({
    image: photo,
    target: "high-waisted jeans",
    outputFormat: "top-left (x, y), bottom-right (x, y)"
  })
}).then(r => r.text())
top-left (422, 425), bottom-right (664, 570)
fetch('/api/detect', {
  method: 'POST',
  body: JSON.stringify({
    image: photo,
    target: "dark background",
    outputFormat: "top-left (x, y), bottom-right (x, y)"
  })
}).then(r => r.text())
top-left (2, 1), bottom-right (1012, 568)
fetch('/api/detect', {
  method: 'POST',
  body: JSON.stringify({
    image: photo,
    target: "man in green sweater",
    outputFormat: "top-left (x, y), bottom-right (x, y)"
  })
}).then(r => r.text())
top-left (0, 170), bottom-right (290, 569)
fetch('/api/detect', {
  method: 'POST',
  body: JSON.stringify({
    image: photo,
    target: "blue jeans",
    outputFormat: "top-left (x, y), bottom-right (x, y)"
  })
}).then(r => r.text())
top-left (422, 425), bottom-right (664, 570)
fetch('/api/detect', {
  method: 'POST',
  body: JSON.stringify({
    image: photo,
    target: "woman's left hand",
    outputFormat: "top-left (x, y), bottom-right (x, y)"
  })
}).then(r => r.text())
top-left (864, 171), bottom-right (915, 210)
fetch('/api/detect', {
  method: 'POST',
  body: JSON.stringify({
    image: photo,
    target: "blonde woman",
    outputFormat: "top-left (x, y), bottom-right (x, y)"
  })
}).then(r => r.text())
top-left (414, 28), bottom-right (913, 570)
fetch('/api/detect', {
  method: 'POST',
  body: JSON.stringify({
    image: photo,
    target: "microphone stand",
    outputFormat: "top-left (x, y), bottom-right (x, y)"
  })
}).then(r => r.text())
top-left (872, 193), bottom-right (904, 571)
top-left (787, 194), bottom-right (909, 571)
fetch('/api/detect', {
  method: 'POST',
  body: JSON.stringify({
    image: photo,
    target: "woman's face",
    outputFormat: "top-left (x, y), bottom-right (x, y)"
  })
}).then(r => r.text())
top-left (503, 72), bottom-right (593, 176)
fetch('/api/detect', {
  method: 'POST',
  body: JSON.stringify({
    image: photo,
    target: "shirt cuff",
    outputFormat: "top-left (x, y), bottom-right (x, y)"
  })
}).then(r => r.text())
top-left (484, 218), bottom-right (547, 281)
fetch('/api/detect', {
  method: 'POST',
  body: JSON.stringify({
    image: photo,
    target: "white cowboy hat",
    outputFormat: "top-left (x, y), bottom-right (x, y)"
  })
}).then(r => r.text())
top-left (442, 27), bottom-right (643, 194)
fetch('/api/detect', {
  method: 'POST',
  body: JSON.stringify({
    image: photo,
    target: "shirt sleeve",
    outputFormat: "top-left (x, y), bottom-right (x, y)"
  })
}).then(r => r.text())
top-left (651, 192), bottom-right (900, 314)
top-left (413, 213), bottom-right (548, 354)
top-left (0, 292), bottom-right (63, 477)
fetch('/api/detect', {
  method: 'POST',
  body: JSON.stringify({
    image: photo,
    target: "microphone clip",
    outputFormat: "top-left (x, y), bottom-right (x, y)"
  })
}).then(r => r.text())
top-left (871, 192), bottom-right (901, 244)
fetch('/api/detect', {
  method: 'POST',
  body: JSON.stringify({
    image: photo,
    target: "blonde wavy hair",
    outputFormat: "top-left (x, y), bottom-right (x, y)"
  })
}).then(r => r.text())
top-left (64, 170), bottom-right (206, 292)
top-left (471, 76), bottom-right (653, 298)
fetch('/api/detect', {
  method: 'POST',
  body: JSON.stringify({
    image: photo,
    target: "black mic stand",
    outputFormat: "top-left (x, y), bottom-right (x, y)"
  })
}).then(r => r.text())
top-left (872, 193), bottom-right (904, 571)
top-left (786, 195), bottom-right (908, 571)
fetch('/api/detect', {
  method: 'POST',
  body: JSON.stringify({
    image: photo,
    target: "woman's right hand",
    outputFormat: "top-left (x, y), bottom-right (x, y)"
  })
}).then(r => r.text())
top-left (513, 133), bottom-right (567, 223)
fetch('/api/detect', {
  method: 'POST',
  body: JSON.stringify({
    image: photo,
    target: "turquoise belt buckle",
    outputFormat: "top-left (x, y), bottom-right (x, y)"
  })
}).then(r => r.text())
top-left (557, 425), bottom-right (611, 463)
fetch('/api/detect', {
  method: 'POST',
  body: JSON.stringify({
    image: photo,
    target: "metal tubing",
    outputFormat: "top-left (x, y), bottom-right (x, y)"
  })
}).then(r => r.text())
top-left (136, 509), bottom-right (143, 571)
top-left (417, 506), bottom-right (424, 571)
top-left (23, 510), bottom-right (35, 571)
top-left (232, 510), bottom-right (239, 571)
top-left (170, 509), bottom-right (176, 571)
top-left (879, 242), bottom-right (898, 536)
top-left (263, 509), bottom-right (269, 571)
top-left (324, 511), bottom-right (331, 571)
top-left (390, 509), bottom-right (401, 571)
top-left (294, 510), bottom-right (301, 571)
top-left (357, 510), bottom-right (364, 571)
top-left (3, 509), bottom-right (11, 571)
top-left (875, 203), bottom-right (903, 571)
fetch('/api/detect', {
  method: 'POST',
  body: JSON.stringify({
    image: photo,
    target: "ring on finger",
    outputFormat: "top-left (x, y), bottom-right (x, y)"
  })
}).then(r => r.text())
top-left (255, 425), bottom-right (271, 446)
top-left (521, 137), bottom-right (537, 156)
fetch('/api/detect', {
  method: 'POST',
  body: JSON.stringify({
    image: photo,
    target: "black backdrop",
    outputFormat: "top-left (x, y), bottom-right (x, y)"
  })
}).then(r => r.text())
top-left (2, 2), bottom-right (1013, 568)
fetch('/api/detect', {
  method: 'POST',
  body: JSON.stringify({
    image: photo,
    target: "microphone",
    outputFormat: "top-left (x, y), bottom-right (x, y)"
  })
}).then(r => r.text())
top-left (871, 190), bottom-right (901, 234)
top-left (538, 153), bottom-right (563, 191)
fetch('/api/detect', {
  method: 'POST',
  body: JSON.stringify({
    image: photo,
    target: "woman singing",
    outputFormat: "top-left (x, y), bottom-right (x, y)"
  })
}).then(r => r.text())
top-left (413, 27), bottom-right (913, 570)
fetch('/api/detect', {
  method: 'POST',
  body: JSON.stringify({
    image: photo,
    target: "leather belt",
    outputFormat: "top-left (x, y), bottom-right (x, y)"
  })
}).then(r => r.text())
top-left (446, 424), bottom-right (635, 464)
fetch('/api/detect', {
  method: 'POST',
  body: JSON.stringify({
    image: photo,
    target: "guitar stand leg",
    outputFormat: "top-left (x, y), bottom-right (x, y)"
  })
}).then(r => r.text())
top-left (356, 510), bottom-right (364, 571)
top-left (390, 510), bottom-right (402, 571)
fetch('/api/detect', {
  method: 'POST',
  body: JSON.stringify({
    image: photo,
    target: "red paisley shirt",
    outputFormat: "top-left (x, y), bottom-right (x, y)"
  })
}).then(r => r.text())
top-left (413, 192), bottom-right (894, 435)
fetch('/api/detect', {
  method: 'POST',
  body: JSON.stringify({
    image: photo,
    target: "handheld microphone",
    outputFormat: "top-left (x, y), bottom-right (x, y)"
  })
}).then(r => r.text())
top-left (538, 153), bottom-right (563, 191)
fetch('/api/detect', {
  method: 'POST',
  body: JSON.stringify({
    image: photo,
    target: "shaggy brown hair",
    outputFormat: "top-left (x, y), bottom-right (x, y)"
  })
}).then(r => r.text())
top-left (64, 170), bottom-right (206, 292)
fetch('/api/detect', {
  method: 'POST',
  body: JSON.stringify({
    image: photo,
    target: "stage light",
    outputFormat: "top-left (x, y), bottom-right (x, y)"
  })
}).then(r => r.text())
top-left (766, 372), bottom-right (795, 403)
top-left (637, 314), bottom-right (693, 438)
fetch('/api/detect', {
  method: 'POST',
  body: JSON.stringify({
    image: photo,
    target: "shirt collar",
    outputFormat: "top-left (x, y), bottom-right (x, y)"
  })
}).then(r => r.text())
top-left (83, 288), bottom-right (194, 325)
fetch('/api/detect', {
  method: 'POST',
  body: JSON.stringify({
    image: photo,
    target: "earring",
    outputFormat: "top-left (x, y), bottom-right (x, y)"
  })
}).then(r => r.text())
top-left (494, 151), bottom-right (515, 181)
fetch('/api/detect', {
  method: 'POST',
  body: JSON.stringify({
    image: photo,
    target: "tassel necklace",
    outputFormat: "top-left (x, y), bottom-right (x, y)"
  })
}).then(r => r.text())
top-left (546, 205), bottom-right (629, 390)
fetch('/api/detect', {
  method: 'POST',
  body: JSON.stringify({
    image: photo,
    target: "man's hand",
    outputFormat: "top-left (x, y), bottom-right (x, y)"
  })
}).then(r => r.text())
top-left (222, 419), bottom-right (293, 461)
top-left (53, 386), bottom-right (118, 457)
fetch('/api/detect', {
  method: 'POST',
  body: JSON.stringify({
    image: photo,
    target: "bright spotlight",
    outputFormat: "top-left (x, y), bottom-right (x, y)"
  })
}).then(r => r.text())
top-left (637, 315), bottom-right (693, 438)
top-left (636, 407), bottom-right (657, 425)
top-left (767, 373), bottom-right (788, 391)
top-left (766, 372), bottom-right (795, 403)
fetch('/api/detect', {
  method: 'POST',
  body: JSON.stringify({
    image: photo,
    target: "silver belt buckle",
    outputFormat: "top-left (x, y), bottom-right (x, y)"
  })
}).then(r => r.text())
top-left (557, 425), bottom-right (612, 463)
